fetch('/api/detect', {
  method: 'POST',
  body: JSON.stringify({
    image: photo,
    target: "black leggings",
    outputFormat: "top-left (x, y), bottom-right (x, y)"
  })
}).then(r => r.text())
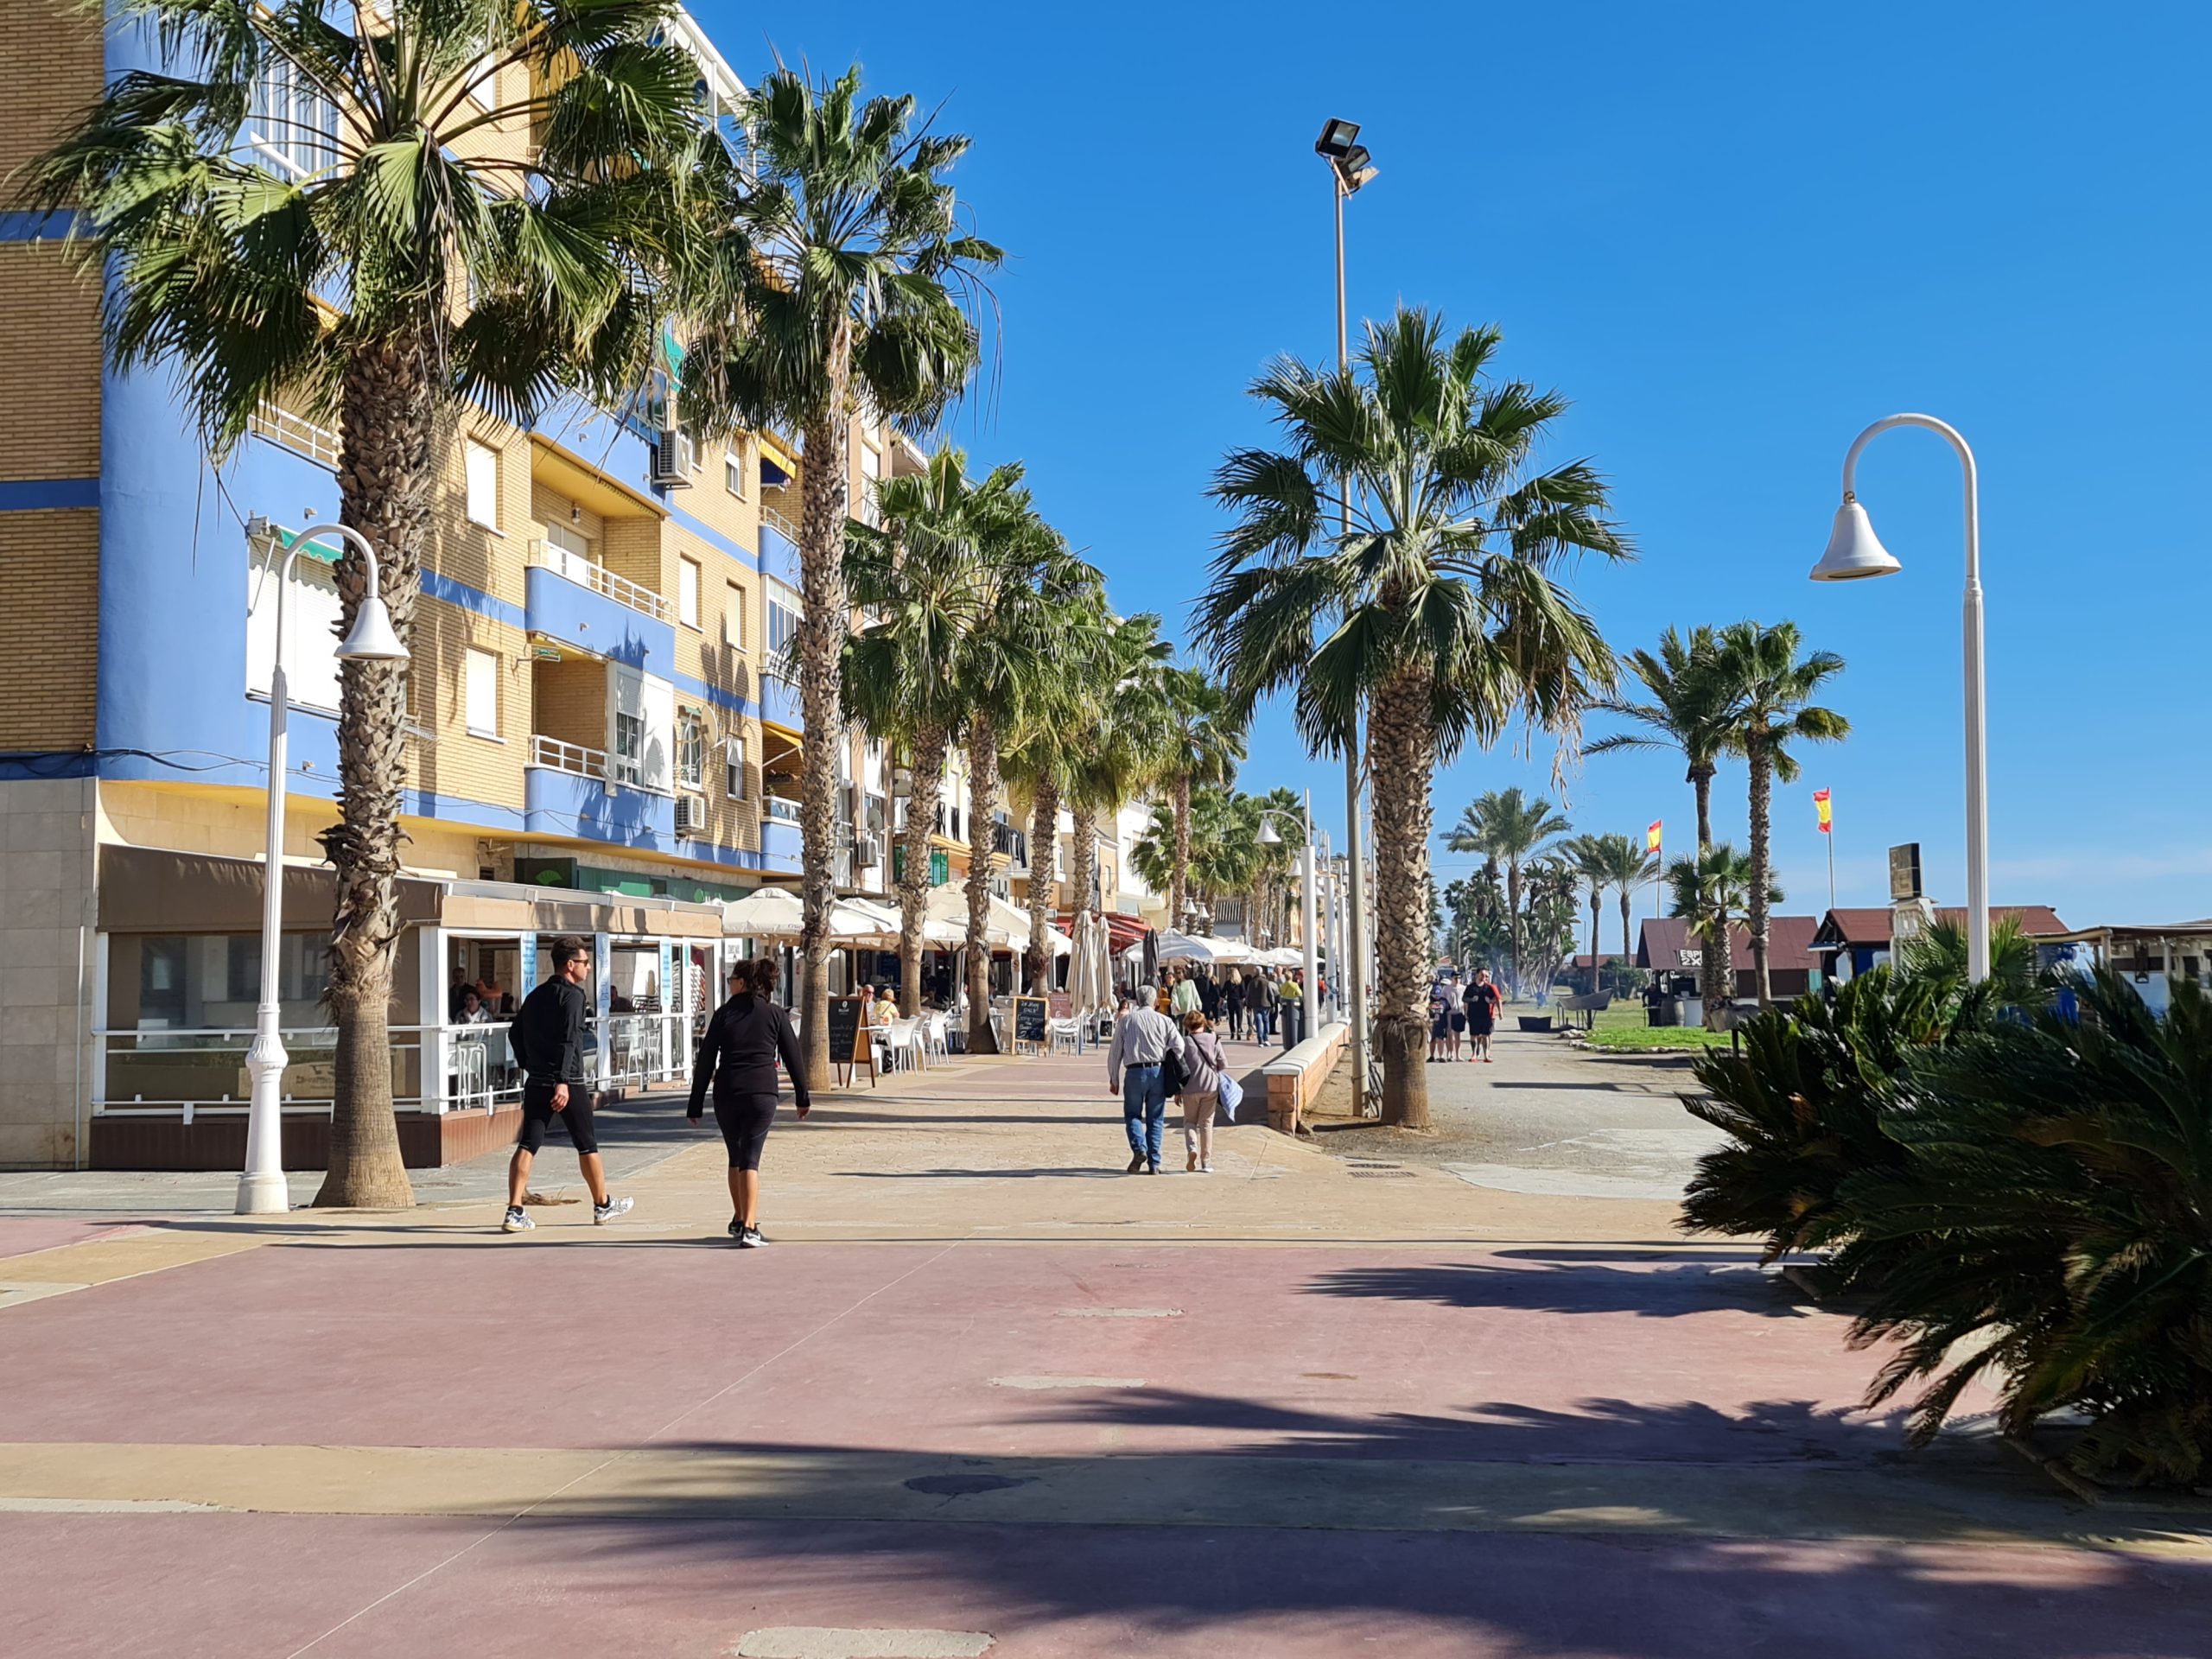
top-left (714, 1091), bottom-right (779, 1172)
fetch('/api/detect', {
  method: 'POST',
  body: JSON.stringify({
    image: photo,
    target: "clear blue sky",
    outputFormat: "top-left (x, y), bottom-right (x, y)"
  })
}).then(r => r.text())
top-left (694, 0), bottom-right (2211, 929)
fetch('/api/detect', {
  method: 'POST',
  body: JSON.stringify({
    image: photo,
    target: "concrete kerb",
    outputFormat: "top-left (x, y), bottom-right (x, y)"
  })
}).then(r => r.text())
top-left (1262, 1020), bottom-right (1349, 1135)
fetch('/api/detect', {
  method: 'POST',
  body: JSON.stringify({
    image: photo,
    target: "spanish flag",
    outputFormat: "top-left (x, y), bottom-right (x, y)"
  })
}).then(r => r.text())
top-left (1645, 820), bottom-right (1662, 853)
top-left (1813, 789), bottom-right (1833, 835)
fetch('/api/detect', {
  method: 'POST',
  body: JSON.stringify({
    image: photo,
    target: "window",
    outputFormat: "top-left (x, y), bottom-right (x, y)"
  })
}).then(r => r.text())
top-left (464, 439), bottom-right (499, 530)
top-left (464, 647), bottom-right (499, 736)
top-left (724, 442), bottom-right (748, 498)
top-left (766, 577), bottom-right (801, 657)
top-left (246, 55), bottom-right (340, 180)
top-left (613, 711), bottom-right (644, 785)
top-left (678, 556), bottom-right (701, 628)
top-left (725, 736), bottom-right (747, 800)
top-left (859, 442), bottom-right (881, 527)
top-left (723, 582), bottom-right (747, 652)
top-left (676, 712), bottom-right (706, 790)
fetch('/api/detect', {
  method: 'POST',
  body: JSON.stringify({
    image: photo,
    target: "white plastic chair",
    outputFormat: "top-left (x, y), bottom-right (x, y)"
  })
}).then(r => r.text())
top-left (925, 1012), bottom-right (950, 1062)
top-left (887, 1016), bottom-right (927, 1071)
top-left (1047, 1017), bottom-right (1081, 1056)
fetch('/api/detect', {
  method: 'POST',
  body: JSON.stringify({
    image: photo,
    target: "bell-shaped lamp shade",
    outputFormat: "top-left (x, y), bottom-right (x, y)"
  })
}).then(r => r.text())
top-left (1256, 817), bottom-right (1285, 848)
top-left (1809, 500), bottom-right (1903, 582)
top-left (337, 594), bottom-right (408, 662)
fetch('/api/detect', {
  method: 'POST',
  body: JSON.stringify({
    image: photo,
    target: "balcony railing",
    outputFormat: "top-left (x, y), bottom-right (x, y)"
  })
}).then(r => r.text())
top-left (761, 499), bottom-right (802, 544)
top-left (532, 733), bottom-right (636, 786)
top-left (529, 537), bottom-right (670, 622)
top-left (251, 401), bottom-right (341, 469)
top-left (764, 794), bottom-right (801, 823)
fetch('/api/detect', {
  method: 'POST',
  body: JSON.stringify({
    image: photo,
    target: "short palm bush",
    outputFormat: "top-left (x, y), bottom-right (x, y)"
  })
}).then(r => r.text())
top-left (1683, 966), bottom-right (2212, 1488)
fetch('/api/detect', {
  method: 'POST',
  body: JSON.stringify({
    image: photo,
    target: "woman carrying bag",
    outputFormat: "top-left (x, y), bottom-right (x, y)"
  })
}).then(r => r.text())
top-left (1176, 1010), bottom-right (1231, 1173)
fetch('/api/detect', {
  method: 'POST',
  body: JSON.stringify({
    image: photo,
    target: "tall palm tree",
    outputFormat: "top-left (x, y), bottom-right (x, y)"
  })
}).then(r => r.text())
top-left (1713, 621), bottom-right (1849, 1004)
top-left (1665, 843), bottom-right (1777, 1006)
top-left (1587, 626), bottom-right (1741, 1017)
top-left (843, 447), bottom-right (1022, 1014)
top-left (1155, 668), bottom-right (1244, 932)
top-left (1445, 789), bottom-right (1572, 998)
top-left (29, 0), bottom-right (711, 1205)
top-left (1562, 835), bottom-right (1611, 972)
top-left (1583, 832), bottom-right (1662, 966)
top-left (950, 491), bottom-right (1100, 1054)
top-left (1199, 308), bottom-right (1625, 1128)
top-left (686, 64), bottom-right (1001, 1086)
top-left (1063, 614), bottom-right (1173, 956)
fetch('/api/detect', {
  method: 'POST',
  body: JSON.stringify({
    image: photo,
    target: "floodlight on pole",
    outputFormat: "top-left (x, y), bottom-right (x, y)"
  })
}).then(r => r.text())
top-left (1809, 413), bottom-right (1988, 982)
top-left (237, 518), bottom-right (408, 1215)
top-left (1314, 118), bottom-right (1360, 158)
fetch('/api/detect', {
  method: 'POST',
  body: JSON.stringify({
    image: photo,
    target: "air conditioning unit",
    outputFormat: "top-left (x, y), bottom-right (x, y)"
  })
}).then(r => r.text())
top-left (673, 795), bottom-right (705, 836)
top-left (648, 429), bottom-right (692, 487)
top-left (857, 836), bottom-right (881, 868)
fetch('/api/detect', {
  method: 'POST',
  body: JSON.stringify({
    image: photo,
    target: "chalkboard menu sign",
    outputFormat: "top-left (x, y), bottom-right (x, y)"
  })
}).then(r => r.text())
top-left (827, 994), bottom-right (877, 1087)
top-left (1013, 995), bottom-right (1049, 1050)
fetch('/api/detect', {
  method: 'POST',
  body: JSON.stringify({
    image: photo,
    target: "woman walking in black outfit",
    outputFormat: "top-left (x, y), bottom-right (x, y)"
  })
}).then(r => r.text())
top-left (687, 957), bottom-right (810, 1246)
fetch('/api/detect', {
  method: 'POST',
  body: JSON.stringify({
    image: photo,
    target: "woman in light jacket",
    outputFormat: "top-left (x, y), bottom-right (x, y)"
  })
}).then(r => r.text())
top-left (1176, 1009), bottom-right (1230, 1173)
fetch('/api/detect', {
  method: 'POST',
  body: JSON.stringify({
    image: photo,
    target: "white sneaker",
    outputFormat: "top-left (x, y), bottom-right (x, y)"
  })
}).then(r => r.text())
top-left (593, 1195), bottom-right (633, 1225)
top-left (1199, 1162), bottom-right (1215, 1174)
top-left (502, 1207), bottom-right (534, 1233)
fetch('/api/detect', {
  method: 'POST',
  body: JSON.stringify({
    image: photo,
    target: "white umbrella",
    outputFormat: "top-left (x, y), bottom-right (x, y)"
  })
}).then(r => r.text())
top-left (1262, 945), bottom-right (1304, 968)
top-left (722, 887), bottom-right (804, 938)
top-left (925, 882), bottom-right (1031, 947)
top-left (1041, 920), bottom-right (1073, 957)
top-left (1155, 928), bottom-right (1246, 963)
top-left (827, 899), bottom-right (899, 947)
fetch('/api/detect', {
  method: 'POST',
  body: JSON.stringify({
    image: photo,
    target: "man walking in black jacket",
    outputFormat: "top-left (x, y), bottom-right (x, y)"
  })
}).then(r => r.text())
top-left (503, 937), bottom-right (633, 1233)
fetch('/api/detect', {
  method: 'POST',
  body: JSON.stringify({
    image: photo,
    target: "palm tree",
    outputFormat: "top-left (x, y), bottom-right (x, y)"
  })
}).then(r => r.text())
top-left (1156, 668), bottom-right (1244, 932)
top-left (843, 447), bottom-right (1021, 1014)
top-left (686, 64), bottom-right (1001, 1086)
top-left (28, 1), bottom-right (711, 1205)
top-left (951, 492), bottom-right (1100, 1054)
top-left (1200, 309), bottom-right (1625, 1128)
top-left (1063, 614), bottom-right (1173, 957)
top-left (1587, 627), bottom-right (1741, 1018)
top-left (1585, 832), bottom-right (1662, 967)
top-left (1562, 836), bottom-right (1611, 975)
top-left (1713, 622), bottom-right (1848, 1004)
top-left (1665, 843), bottom-right (1777, 1006)
top-left (1445, 789), bottom-right (1572, 998)
top-left (1002, 589), bottom-right (1114, 994)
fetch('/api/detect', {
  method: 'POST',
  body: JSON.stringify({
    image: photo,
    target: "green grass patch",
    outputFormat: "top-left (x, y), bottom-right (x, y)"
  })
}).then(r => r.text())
top-left (1581, 1024), bottom-right (1734, 1052)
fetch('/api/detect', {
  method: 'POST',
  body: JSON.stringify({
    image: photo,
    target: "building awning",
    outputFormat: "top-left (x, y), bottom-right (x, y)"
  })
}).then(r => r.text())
top-left (758, 432), bottom-right (799, 480)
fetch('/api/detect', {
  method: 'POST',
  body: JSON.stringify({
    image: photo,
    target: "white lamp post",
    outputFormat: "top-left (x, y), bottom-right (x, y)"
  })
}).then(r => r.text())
top-left (1811, 414), bottom-right (1989, 982)
top-left (1257, 795), bottom-right (1322, 1046)
top-left (237, 518), bottom-right (408, 1215)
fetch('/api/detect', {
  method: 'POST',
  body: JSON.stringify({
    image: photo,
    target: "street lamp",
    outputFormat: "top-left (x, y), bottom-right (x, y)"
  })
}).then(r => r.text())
top-left (1315, 115), bottom-right (1373, 1116)
top-left (1810, 413), bottom-right (1988, 982)
top-left (1256, 796), bottom-right (1322, 1047)
top-left (237, 517), bottom-right (407, 1215)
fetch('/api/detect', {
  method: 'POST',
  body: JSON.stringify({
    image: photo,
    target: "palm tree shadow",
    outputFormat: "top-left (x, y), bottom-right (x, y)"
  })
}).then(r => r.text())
top-left (1304, 1259), bottom-right (1814, 1319)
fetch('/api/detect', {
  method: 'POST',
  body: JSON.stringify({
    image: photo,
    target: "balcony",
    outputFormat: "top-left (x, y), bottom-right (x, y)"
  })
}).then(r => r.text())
top-left (760, 671), bottom-right (803, 731)
top-left (524, 540), bottom-right (675, 671)
top-left (761, 794), bottom-right (802, 874)
top-left (524, 734), bottom-right (675, 850)
top-left (760, 513), bottom-right (802, 587)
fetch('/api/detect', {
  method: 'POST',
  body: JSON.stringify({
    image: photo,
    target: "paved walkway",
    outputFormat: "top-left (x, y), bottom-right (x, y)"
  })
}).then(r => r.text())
top-left (4, 1041), bottom-right (2209, 1656)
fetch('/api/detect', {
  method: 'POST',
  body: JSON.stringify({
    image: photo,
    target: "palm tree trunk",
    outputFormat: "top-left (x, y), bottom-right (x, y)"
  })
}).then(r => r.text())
top-left (963, 715), bottom-right (1001, 1054)
top-left (1747, 735), bottom-right (1775, 1006)
top-left (1069, 798), bottom-right (1099, 934)
top-left (1506, 860), bottom-right (1524, 999)
top-left (1618, 888), bottom-right (1634, 964)
top-left (1587, 891), bottom-right (1601, 980)
top-left (1170, 773), bottom-right (1192, 932)
top-left (1023, 779), bottom-right (1058, 995)
top-left (794, 391), bottom-right (851, 1090)
top-left (1692, 760), bottom-right (1726, 1027)
top-left (1368, 670), bottom-right (1436, 1130)
top-left (314, 331), bottom-right (432, 1210)
top-left (895, 725), bottom-right (946, 1017)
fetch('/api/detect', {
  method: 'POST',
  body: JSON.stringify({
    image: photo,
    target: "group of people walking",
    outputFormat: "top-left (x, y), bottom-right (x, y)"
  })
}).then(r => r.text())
top-left (1429, 967), bottom-right (1503, 1063)
top-left (1158, 962), bottom-right (1305, 1046)
top-left (1105, 984), bottom-right (1236, 1174)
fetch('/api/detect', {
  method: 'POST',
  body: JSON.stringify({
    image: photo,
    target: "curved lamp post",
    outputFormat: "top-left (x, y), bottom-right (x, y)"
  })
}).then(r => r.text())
top-left (237, 518), bottom-right (408, 1215)
top-left (1811, 414), bottom-right (1988, 982)
top-left (1257, 796), bottom-right (1322, 1046)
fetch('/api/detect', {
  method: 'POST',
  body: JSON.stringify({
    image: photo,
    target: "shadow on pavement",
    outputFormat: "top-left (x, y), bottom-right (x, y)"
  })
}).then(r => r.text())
top-left (1303, 1260), bottom-right (1809, 1319)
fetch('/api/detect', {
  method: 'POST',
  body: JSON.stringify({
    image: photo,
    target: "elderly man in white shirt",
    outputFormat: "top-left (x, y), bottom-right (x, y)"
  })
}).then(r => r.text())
top-left (1107, 983), bottom-right (1185, 1174)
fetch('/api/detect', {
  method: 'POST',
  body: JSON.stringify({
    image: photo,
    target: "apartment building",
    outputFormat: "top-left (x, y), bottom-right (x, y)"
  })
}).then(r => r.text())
top-left (0, 3), bottom-right (1039, 1171)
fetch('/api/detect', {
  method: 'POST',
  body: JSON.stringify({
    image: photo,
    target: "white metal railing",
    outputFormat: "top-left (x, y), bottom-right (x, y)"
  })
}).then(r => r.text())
top-left (765, 795), bottom-right (800, 823)
top-left (251, 401), bottom-right (341, 468)
top-left (761, 499), bottom-right (802, 543)
top-left (529, 537), bottom-right (670, 622)
top-left (532, 732), bottom-right (613, 781)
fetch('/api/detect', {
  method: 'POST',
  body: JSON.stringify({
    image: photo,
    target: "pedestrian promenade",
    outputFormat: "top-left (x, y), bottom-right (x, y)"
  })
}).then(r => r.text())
top-left (4, 1033), bottom-right (2209, 1656)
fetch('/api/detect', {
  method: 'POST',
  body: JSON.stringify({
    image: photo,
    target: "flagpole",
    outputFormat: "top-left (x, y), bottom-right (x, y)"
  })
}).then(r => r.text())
top-left (1827, 828), bottom-right (1836, 912)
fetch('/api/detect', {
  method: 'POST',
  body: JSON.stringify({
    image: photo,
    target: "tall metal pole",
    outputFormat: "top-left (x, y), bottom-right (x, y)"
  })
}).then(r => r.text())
top-left (238, 543), bottom-right (302, 1216)
top-left (1300, 791), bottom-right (1321, 1044)
top-left (1334, 174), bottom-right (1371, 1112)
top-left (1836, 415), bottom-right (1988, 982)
